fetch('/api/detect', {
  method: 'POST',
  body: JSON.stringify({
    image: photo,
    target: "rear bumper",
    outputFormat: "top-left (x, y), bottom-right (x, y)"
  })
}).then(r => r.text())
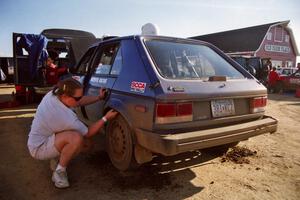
top-left (135, 116), bottom-right (278, 156)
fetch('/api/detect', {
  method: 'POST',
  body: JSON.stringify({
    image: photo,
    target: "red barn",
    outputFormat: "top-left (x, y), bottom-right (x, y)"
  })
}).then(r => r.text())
top-left (191, 21), bottom-right (299, 68)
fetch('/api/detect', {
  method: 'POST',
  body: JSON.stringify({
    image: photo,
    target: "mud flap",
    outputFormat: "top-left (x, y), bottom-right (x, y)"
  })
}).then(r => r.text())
top-left (134, 144), bottom-right (153, 164)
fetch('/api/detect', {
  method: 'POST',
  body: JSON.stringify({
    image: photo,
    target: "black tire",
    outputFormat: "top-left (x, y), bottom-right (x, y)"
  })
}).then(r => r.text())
top-left (105, 115), bottom-right (139, 171)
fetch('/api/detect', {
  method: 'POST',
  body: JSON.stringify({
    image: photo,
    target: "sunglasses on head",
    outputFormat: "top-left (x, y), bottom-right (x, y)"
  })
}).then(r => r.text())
top-left (70, 96), bottom-right (82, 101)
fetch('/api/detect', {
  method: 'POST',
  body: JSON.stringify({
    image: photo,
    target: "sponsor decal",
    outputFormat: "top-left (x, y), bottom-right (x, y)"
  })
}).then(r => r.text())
top-left (89, 77), bottom-right (108, 86)
top-left (130, 81), bottom-right (146, 93)
top-left (90, 77), bottom-right (99, 84)
top-left (99, 78), bottom-right (107, 84)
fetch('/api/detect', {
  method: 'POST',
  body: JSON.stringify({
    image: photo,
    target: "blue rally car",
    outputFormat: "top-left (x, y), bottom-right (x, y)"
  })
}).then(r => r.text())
top-left (73, 35), bottom-right (278, 171)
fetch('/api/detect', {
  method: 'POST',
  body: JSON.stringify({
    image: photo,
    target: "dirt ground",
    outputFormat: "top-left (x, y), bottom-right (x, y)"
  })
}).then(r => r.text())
top-left (0, 84), bottom-right (299, 200)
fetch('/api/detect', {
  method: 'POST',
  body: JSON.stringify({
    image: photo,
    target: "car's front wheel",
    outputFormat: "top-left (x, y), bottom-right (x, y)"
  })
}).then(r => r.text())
top-left (105, 115), bottom-right (139, 171)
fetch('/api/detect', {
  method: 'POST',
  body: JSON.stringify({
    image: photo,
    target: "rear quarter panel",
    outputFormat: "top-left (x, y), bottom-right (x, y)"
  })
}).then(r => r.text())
top-left (109, 39), bottom-right (156, 130)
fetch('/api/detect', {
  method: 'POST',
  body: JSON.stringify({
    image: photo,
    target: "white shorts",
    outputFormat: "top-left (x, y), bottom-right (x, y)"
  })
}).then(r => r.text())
top-left (28, 134), bottom-right (60, 160)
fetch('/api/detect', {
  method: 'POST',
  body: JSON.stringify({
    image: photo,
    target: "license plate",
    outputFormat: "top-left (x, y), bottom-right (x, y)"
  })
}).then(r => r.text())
top-left (211, 99), bottom-right (235, 118)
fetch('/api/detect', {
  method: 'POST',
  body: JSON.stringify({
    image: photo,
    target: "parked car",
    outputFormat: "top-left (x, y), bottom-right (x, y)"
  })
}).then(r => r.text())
top-left (72, 35), bottom-right (278, 171)
top-left (276, 67), bottom-right (298, 76)
top-left (13, 29), bottom-right (97, 103)
top-left (230, 56), bottom-right (271, 86)
top-left (230, 56), bottom-right (257, 76)
top-left (277, 70), bottom-right (300, 91)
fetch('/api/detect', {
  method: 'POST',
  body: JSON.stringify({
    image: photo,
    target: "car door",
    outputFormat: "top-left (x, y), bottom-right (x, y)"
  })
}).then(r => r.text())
top-left (72, 46), bottom-right (97, 121)
top-left (83, 42), bottom-right (122, 122)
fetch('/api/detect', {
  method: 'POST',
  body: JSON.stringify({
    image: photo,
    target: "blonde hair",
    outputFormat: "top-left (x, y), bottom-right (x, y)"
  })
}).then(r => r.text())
top-left (52, 77), bottom-right (82, 97)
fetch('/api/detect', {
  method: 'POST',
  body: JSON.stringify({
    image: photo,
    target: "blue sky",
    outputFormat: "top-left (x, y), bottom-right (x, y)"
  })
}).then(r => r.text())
top-left (0, 0), bottom-right (299, 62)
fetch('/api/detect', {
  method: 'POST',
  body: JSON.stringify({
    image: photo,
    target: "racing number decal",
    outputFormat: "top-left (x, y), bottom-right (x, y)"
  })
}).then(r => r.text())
top-left (130, 81), bottom-right (146, 93)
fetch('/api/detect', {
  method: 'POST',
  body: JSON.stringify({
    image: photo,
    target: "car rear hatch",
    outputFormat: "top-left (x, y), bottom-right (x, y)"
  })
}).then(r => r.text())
top-left (153, 78), bottom-right (268, 132)
top-left (141, 37), bottom-right (269, 132)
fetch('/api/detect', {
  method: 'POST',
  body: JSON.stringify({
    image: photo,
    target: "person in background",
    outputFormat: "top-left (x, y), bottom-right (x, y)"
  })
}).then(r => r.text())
top-left (260, 59), bottom-right (272, 86)
top-left (296, 63), bottom-right (300, 73)
top-left (27, 77), bottom-right (118, 188)
top-left (45, 50), bottom-right (68, 84)
top-left (268, 66), bottom-right (280, 93)
top-left (46, 50), bottom-right (59, 68)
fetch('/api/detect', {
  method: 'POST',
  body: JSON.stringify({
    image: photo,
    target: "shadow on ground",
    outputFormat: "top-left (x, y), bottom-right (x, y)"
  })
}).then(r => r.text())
top-left (61, 149), bottom-right (217, 199)
top-left (0, 101), bottom-right (224, 200)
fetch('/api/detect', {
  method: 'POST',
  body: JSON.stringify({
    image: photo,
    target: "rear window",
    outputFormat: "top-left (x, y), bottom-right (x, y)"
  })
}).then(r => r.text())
top-left (145, 40), bottom-right (244, 80)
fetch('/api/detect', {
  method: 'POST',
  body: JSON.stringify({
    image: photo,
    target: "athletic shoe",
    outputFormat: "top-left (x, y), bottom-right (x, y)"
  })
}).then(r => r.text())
top-left (52, 169), bottom-right (70, 188)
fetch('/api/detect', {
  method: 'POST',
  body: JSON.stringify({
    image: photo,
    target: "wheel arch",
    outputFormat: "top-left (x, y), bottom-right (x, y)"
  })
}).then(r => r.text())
top-left (103, 97), bottom-right (137, 143)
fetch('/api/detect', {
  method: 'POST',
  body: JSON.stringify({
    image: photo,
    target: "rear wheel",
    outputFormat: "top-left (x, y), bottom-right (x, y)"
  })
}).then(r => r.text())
top-left (105, 115), bottom-right (139, 171)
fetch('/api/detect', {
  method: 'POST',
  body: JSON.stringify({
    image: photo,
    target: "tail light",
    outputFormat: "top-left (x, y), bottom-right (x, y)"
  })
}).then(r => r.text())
top-left (156, 103), bottom-right (176, 117)
top-left (250, 96), bottom-right (267, 113)
top-left (15, 85), bottom-right (26, 95)
top-left (155, 102), bottom-right (193, 124)
top-left (177, 103), bottom-right (193, 116)
top-left (15, 85), bottom-right (25, 92)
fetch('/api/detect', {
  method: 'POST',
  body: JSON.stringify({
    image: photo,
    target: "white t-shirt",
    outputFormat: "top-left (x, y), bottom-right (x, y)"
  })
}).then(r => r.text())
top-left (28, 91), bottom-right (88, 148)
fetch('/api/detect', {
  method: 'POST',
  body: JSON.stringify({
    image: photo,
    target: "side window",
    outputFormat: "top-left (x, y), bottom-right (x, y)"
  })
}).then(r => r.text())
top-left (94, 44), bottom-right (120, 75)
top-left (110, 47), bottom-right (123, 75)
top-left (77, 47), bottom-right (96, 74)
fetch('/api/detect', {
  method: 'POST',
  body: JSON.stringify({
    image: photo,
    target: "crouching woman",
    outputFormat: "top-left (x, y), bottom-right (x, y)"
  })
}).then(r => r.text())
top-left (27, 77), bottom-right (118, 188)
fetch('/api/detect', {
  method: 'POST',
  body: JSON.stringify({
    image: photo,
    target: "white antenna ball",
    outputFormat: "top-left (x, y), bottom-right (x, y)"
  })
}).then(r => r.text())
top-left (141, 23), bottom-right (160, 35)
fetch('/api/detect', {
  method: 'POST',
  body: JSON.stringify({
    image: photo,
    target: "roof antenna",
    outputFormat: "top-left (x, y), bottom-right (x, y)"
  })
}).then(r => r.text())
top-left (141, 23), bottom-right (160, 35)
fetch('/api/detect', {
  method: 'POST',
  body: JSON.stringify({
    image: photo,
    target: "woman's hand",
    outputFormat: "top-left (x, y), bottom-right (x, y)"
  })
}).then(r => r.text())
top-left (105, 109), bottom-right (118, 121)
top-left (98, 88), bottom-right (108, 100)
